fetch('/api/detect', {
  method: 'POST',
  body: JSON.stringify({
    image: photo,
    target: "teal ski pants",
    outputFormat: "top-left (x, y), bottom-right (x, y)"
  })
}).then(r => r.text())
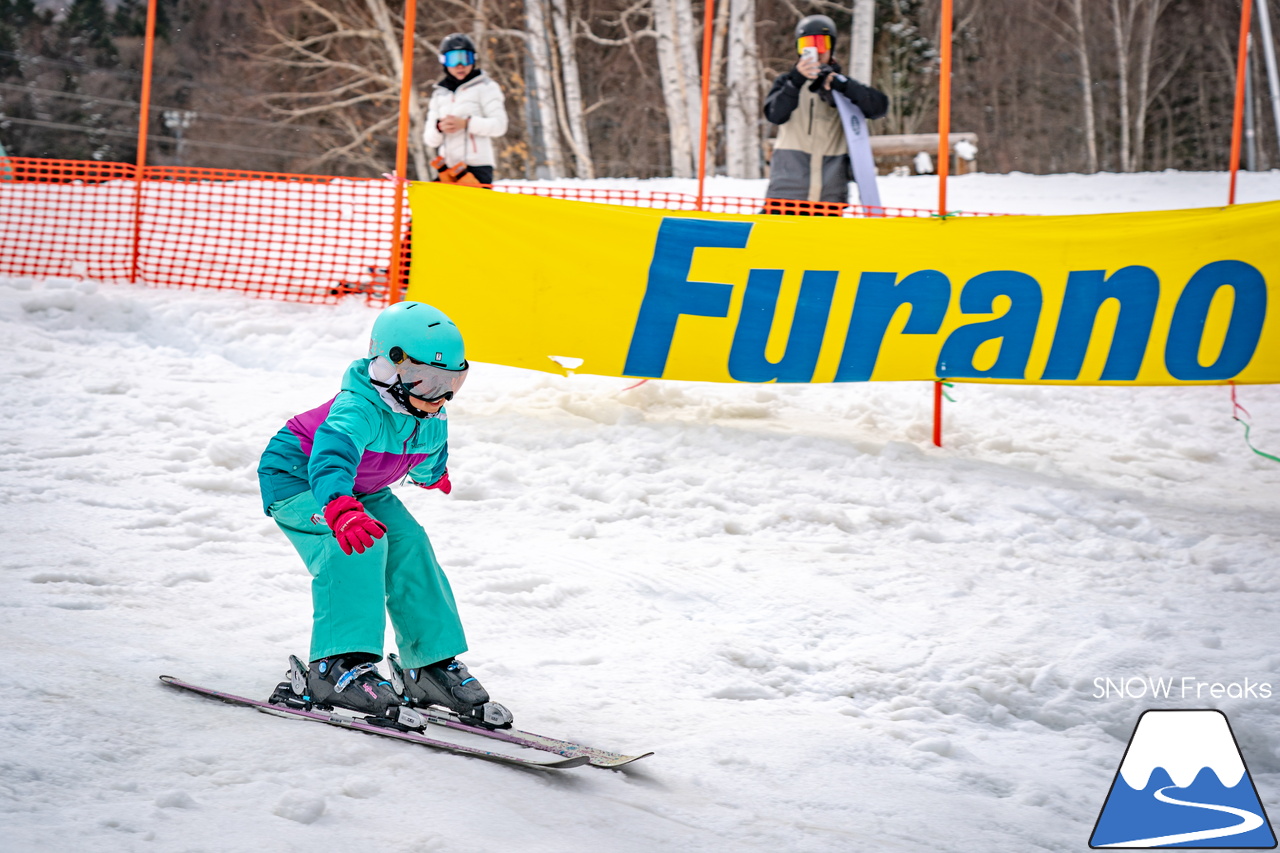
top-left (267, 488), bottom-right (467, 668)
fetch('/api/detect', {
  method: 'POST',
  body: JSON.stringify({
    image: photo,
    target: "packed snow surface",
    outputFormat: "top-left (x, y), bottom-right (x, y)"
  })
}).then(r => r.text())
top-left (2, 171), bottom-right (1279, 852)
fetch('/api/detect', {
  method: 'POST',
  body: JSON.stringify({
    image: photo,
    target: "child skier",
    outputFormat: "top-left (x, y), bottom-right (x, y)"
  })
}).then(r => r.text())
top-left (257, 301), bottom-right (510, 727)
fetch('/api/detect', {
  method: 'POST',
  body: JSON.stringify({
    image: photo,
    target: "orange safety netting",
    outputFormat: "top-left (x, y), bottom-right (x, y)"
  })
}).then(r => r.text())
top-left (0, 158), bottom-right (399, 303)
top-left (0, 157), bottom-right (998, 305)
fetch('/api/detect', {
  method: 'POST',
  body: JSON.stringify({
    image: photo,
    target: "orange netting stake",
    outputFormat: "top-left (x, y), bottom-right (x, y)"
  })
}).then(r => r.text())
top-left (695, 0), bottom-right (716, 212)
top-left (387, 0), bottom-right (418, 304)
top-left (1228, 0), bottom-right (1255, 205)
top-left (936, 0), bottom-right (954, 217)
top-left (129, 0), bottom-right (159, 283)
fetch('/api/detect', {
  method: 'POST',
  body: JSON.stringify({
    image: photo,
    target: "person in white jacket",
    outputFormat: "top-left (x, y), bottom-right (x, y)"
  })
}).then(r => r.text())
top-left (423, 33), bottom-right (508, 185)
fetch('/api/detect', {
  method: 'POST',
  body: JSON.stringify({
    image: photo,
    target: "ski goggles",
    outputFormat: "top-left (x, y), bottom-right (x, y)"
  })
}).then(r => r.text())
top-left (393, 357), bottom-right (469, 402)
top-left (441, 49), bottom-right (476, 68)
top-left (796, 34), bottom-right (831, 55)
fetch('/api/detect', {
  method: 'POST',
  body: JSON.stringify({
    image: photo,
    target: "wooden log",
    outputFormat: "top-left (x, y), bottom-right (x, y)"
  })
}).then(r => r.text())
top-left (870, 132), bottom-right (979, 175)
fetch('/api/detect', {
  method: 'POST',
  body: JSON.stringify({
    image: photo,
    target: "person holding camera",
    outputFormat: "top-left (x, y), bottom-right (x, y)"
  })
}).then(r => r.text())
top-left (762, 15), bottom-right (888, 212)
top-left (400, 34), bottom-right (507, 292)
top-left (424, 33), bottom-right (508, 186)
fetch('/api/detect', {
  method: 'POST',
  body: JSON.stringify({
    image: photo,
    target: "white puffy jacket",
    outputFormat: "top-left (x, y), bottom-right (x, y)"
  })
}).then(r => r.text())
top-left (423, 71), bottom-right (508, 170)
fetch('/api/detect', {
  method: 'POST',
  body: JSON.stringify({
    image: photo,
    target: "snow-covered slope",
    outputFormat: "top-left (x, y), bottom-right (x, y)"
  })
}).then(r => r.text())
top-left (1, 171), bottom-right (1278, 852)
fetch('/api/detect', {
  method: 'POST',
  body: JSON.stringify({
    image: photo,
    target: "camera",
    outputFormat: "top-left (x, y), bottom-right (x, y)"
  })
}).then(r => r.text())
top-left (430, 154), bottom-right (481, 187)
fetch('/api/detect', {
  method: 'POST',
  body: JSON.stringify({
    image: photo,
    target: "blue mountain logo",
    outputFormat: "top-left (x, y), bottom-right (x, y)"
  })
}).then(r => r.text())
top-left (1091, 709), bottom-right (1276, 848)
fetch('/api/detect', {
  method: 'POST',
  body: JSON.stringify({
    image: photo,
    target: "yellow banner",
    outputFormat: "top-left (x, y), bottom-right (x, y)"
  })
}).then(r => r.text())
top-left (407, 183), bottom-right (1279, 385)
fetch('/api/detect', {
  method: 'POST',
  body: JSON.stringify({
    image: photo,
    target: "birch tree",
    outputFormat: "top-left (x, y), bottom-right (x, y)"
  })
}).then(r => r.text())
top-left (651, 0), bottom-right (696, 176)
top-left (674, 0), bottom-right (702, 149)
top-left (724, 0), bottom-right (761, 177)
top-left (848, 0), bottom-right (874, 84)
top-left (706, 0), bottom-right (730, 173)
top-left (1041, 0), bottom-right (1098, 172)
top-left (1127, 0), bottom-right (1178, 171)
top-left (549, 0), bottom-right (595, 176)
top-left (522, 0), bottom-right (566, 177)
top-left (1069, 0), bottom-right (1098, 172)
top-left (364, 0), bottom-right (427, 179)
top-left (1106, 0), bottom-right (1177, 171)
top-left (1109, 0), bottom-right (1136, 169)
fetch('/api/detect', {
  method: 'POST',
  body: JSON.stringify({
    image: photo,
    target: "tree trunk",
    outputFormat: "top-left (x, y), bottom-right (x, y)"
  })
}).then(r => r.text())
top-left (1129, 0), bottom-right (1174, 172)
top-left (652, 0), bottom-right (694, 176)
top-left (849, 0), bottom-right (874, 84)
top-left (1069, 0), bottom-right (1098, 172)
top-left (365, 0), bottom-right (428, 179)
top-left (707, 0), bottom-right (730, 173)
top-left (675, 0), bottom-right (703, 148)
top-left (724, 0), bottom-right (760, 178)
top-left (1109, 0), bottom-right (1134, 171)
top-left (549, 0), bottom-right (594, 177)
top-left (522, 0), bottom-right (566, 178)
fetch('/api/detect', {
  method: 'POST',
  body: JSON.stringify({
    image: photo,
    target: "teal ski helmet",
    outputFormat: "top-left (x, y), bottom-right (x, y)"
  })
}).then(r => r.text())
top-left (368, 301), bottom-right (468, 411)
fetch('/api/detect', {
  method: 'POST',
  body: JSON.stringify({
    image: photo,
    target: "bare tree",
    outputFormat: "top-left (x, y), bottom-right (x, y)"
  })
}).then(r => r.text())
top-left (1040, 0), bottom-right (1099, 172)
top-left (1107, 0), bottom-right (1139, 170)
top-left (366, 0), bottom-right (428, 178)
top-left (1069, 0), bottom-right (1099, 172)
top-left (706, 0), bottom-right (730, 172)
top-left (522, 0), bottom-right (567, 177)
top-left (675, 0), bottom-right (703, 153)
top-left (1127, 0), bottom-right (1179, 172)
top-left (651, 0), bottom-right (697, 175)
top-left (549, 0), bottom-right (595, 176)
top-left (254, 0), bottom-right (429, 179)
top-left (1105, 0), bottom-right (1182, 172)
top-left (573, 0), bottom-right (663, 174)
top-left (115, 0), bottom-right (1258, 180)
top-left (848, 0), bottom-right (874, 83)
top-left (724, 0), bottom-right (761, 177)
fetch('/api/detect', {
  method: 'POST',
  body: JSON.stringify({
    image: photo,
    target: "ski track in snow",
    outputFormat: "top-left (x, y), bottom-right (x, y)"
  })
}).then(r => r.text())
top-left (1, 172), bottom-right (1279, 852)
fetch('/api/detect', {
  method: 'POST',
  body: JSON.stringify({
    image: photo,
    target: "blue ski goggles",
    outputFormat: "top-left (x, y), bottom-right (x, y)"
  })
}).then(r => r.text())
top-left (393, 356), bottom-right (469, 402)
top-left (441, 49), bottom-right (476, 68)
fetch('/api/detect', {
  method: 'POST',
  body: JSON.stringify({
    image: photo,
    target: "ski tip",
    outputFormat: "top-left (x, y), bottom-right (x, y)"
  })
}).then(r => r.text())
top-left (547, 755), bottom-right (594, 769)
top-left (592, 751), bottom-right (654, 768)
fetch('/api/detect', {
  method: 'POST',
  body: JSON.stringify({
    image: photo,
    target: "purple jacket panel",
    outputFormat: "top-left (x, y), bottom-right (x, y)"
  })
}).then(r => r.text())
top-left (285, 397), bottom-right (429, 496)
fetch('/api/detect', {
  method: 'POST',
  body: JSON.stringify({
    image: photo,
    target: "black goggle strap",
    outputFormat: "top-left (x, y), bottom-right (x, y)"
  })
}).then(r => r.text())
top-left (370, 375), bottom-right (432, 419)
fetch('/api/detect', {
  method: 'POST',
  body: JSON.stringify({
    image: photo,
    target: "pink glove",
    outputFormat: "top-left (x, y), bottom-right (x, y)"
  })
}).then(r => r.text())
top-left (323, 495), bottom-right (387, 555)
top-left (414, 470), bottom-right (452, 495)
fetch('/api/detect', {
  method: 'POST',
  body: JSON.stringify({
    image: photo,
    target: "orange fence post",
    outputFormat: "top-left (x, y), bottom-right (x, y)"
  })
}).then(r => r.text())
top-left (933, 0), bottom-right (954, 448)
top-left (129, 0), bottom-right (159, 284)
top-left (932, 378), bottom-right (945, 447)
top-left (387, 0), bottom-right (418, 304)
top-left (1229, 0), bottom-right (1255, 205)
top-left (936, 0), bottom-right (953, 217)
top-left (695, 0), bottom-right (716, 212)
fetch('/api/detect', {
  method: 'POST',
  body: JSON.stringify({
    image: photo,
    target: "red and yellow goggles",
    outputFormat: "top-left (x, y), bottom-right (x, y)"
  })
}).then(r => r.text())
top-left (797, 34), bottom-right (831, 55)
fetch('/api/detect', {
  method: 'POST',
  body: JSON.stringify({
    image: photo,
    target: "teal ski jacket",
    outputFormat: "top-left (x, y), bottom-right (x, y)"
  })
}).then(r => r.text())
top-left (257, 358), bottom-right (449, 514)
